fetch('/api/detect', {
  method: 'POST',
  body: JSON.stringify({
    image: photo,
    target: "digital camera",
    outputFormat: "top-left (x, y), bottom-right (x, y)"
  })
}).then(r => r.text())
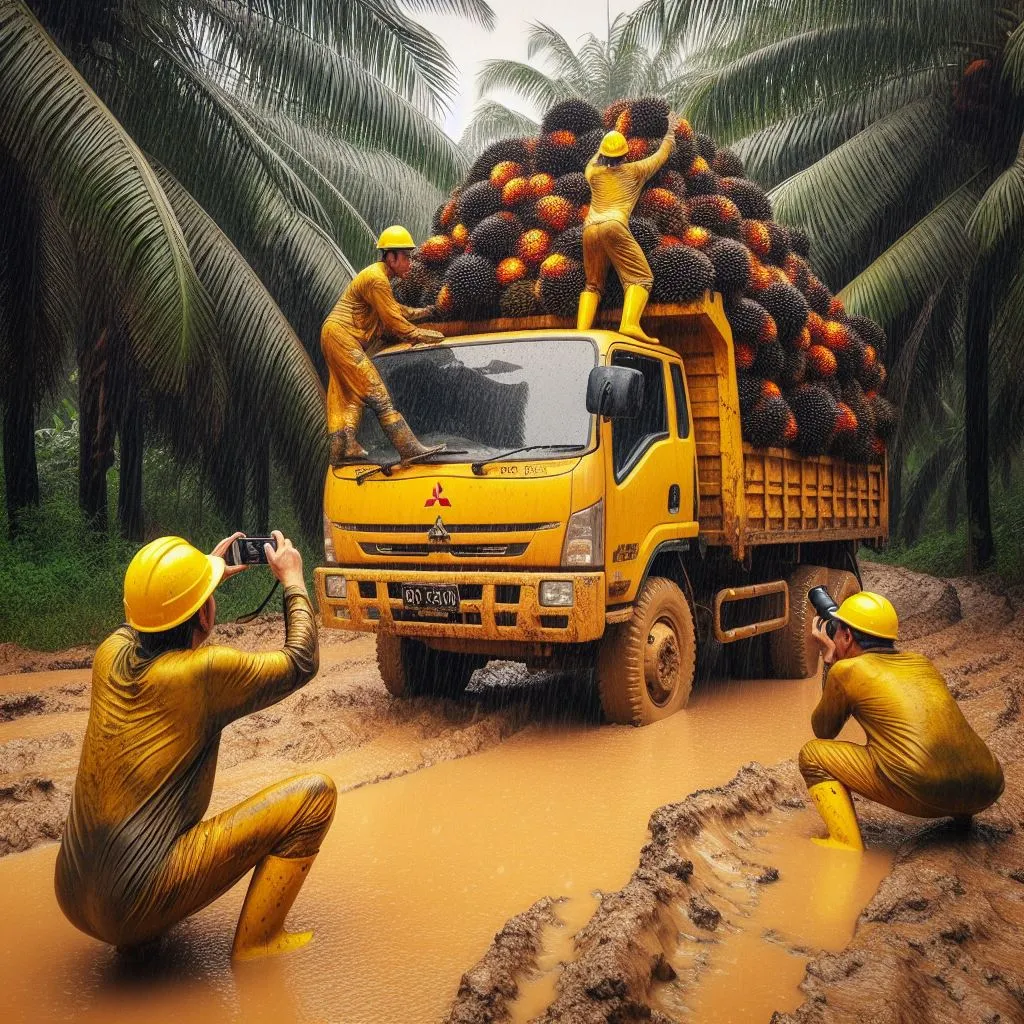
top-left (808, 585), bottom-right (840, 639)
top-left (226, 536), bottom-right (277, 566)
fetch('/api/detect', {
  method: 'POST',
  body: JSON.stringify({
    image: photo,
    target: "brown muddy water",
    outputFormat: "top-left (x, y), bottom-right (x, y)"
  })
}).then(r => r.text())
top-left (0, 670), bottom-right (891, 1023)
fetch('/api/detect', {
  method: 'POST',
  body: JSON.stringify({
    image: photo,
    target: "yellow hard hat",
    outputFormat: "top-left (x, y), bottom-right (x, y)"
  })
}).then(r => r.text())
top-left (833, 591), bottom-right (899, 641)
top-left (124, 536), bottom-right (225, 632)
top-left (599, 131), bottom-right (629, 158)
top-left (376, 225), bottom-right (416, 251)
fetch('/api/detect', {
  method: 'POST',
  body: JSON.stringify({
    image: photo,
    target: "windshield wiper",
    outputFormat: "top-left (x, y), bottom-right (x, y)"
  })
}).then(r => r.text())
top-left (471, 444), bottom-right (585, 476)
top-left (355, 450), bottom-right (469, 486)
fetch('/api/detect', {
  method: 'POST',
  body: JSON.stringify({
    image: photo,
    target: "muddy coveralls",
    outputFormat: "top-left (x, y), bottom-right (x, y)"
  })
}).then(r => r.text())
top-left (799, 652), bottom-right (1004, 819)
top-left (322, 261), bottom-right (439, 463)
top-left (54, 586), bottom-right (335, 951)
top-left (579, 130), bottom-right (675, 341)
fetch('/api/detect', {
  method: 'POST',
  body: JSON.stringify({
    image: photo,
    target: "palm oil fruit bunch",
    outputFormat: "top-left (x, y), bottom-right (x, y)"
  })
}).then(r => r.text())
top-left (416, 95), bottom-right (891, 464)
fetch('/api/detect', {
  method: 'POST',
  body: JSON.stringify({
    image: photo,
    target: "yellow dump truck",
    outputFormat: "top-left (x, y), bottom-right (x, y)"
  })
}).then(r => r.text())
top-left (314, 296), bottom-right (887, 725)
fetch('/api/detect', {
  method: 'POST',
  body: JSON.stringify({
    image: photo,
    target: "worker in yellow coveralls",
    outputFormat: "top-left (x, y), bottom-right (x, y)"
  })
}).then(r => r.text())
top-left (577, 115), bottom-right (679, 343)
top-left (322, 225), bottom-right (445, 466)
top-left (799, 591), bottom-right (1004, 851)
top-left (55, 531), bottom-right (336, 960)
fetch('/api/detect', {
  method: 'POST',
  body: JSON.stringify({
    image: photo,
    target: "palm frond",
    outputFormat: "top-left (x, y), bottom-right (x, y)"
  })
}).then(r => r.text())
top-left (0, 0), bottom-right (216, 392)
top-left (475, 58), bottom-right (580, 109)
top-left (965, 132), bottom-right (1024, 257)
top-left (459, 101), bottom-right (541, 159)
top-left (1000, 16), bottom-right (1024, 97)
top-left (397, 0), bottom-right (496, 30)
top-left (526, 22), bottom-right (585, 84)
top-left (901, 432), bottom-right (963, 541)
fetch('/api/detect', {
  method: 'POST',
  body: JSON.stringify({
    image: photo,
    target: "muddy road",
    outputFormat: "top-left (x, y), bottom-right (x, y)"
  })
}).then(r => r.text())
top-left (0, 562), bottom-right (1020, 1022)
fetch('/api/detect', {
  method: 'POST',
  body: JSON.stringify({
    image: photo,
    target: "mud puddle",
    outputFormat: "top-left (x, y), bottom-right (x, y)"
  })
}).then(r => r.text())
top-left (0, 666), bottom-right (874, 1023)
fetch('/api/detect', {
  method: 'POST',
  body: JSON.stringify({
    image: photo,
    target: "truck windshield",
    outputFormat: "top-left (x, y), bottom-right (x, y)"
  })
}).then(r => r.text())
top-left (357, 335), bottom-right (596, 462)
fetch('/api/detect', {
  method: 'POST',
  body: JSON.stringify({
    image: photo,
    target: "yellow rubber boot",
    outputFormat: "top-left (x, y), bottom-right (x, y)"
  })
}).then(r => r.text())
top-left (619, 285), bottom-right (657, 343)
top-left (808, 781), bottom-right (864, 852)
top-left (231, 854), bottom-right (318, 961)
top-left (576, 290), bottom-right (600, 331)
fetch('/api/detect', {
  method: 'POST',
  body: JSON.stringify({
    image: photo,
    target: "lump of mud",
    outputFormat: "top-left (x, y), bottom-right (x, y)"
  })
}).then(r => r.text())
top-left (687, 894), bottom-right (721, 931)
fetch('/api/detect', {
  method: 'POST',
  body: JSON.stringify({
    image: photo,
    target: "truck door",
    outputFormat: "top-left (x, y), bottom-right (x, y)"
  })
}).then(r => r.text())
top-left (603, 348), bottom-right (694, 605)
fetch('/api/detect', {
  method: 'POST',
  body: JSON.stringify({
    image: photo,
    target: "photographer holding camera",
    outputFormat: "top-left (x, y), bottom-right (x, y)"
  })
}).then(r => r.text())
top-left (799, 588), bottom-right (1003, 851)
top-left (55, 530), bottom-right (336, 960)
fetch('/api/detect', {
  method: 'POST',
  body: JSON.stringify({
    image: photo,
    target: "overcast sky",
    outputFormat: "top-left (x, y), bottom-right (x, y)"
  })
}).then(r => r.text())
top-left (416, 0), bottom-right (641, 139)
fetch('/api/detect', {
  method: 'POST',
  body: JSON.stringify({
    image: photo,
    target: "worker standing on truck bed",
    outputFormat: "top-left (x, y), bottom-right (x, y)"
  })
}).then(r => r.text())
top-left (577, 114), bottom-right (679, 343)
top-left (322, 225), bottom-right (446, 466)
top-left (55, 531), bottom-right (336, 960)
top-left (799, 591), bottom-right (1004, 851)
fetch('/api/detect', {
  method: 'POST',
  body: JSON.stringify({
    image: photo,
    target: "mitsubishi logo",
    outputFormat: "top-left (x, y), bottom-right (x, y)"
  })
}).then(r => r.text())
top-left (425, 482), bottom-right (451, 507)
top-left (427, 516), bottom-right (451, 543)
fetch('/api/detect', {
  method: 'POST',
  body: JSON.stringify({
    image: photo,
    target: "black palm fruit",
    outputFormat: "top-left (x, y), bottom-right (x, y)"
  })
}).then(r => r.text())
top-left (706, 237), bottom-right (752, 297)
top-left (848, 314), bottom-right (887, 358)
top-left (789, 228), bottom-right (811, 258)
top-left (745, 394), bottom-right (792, 448)
top-left (805, 278), bottom-right (833, 317)
top-left (629, 216), bottom-right (661, 255)
top-left (726, 297), bottom-right (770, 346)
top-left (467, 138), bottom-right (533, 185)
top-left (431, 190), bottom-right (461, 233)
top-left (712, 148), bottom-right (746, 177)
top-left (542, 99), bottom-right (603, 135)
top-left (870, 395), bottom-right (898, 441)
top-left (500, 278), bottom-right (542, 318)
top-left (758, 282), bottom-right (809, 346)
top-left (444, 254), bottom-right (498, 318)
top-left (539, 254), bottom-right (587, 316)
top-left (553, 171), bottom-right (591, 204)
top-left (738, 373), bottom-right (761, 417)
top-left (782, 348), bottom-right (808, 389)
top-left (470, 213), bottom-right (523, 260)
top-left (688, 194), bottom-right (742, 237)
top-left (789, 384), bottom-right (838, 455)
top-left (551, 224), bottom-right (584, 260)
top-left (719, 177), bottom-right (773, 221)
top-left (650, 244), bottom-right (715, 303)
top-left (535, 132), bottom-right (586, 176)
top-left (752, 341), bottom-right (785, 381)
top-left (578, 128), bottom-right (605, 161)
top-left (459, 181), bottom-right (502, 230)
top-left (765, 221), bottom-right (792, 265)
top-left (628, 96), bottom-right (670, 137)
top-left (694, 131), bottom-right (717, 162)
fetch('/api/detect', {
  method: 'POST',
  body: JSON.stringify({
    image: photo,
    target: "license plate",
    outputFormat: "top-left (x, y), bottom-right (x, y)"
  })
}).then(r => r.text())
top-left (401, 583), bottom-right (460, 610)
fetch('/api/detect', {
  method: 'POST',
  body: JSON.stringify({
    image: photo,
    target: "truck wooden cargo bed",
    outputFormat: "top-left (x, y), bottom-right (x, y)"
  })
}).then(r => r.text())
top-left (426, 294), bottom-right (888, 561)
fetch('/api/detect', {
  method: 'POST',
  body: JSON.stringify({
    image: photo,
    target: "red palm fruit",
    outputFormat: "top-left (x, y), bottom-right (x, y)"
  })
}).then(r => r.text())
top-left (676, 118), bottom-right (695, 144)
top-left (877, 363), bottom-right (888, 387)
top-left (689, 156), bottom-right (711, 176)
top-left (578, 203), bottom-right (590, 221)
top-left (759, 313), bottom-right (779, 345)
top-left (530, 173), bottom-right (555, 197)
top-left (653, 168), bottom-right (686, 194)
top-left (688, 194), bottom-right (742, 232)
top-left (517, 228), bottom-right (551, 265)
top-left (828, 295), bottom-right (846, 320)
top-left (807, 344), bottom-right (838, 377)
top-left (797, 327), bottom-right (812, 350)
top-left (440, 197), bottom-right (458, 228)
top-left (419, 235), bottom-right (453, 264)
top-left (436, 283), bottom-right (454, 313)
top-left (822, 320), bottom-right (850, 351)
top-left (539, 252), bottom-right (571, 279)
top-left (863, 344), bottom-right (878, 370)
top-left (762, 380), bottom-right (782, 400)
top-left (661, 234), bottom-right (683, 247)
top-left (783, 411), bottom-right (799, 443)
top-left (536, 194), bottom-right (574, 232)
top-left (627, 137), bottom-right (649, 161)
top-left (742, 219), bottom-right (772, 258)
top-left (683, 225), bottom-right (711, 248)
top-left (871, 436), bottom-right (887, 459)
top-left (615, 109), bottom-right (632, 134)
top-left (806, 310), bottom-right (827, 343)
top-left (783, 253), bottom-right (810, 290)
top-left (550, 129), bottom-right (576, 147)
top-left (749, 257), bottom-right (775, 292)
top-left (490, 161), bottom-right (524, 188)
top-left (451, 223), bottom-right (468, 248)
top-left (523, 137), bottom-right (538, 155)
top-left (604, 99), bottom-right (629, 129)
top-left (496, 256), bottom-right (528, 285)
top-left (639, 187), bottom-right (677, 214)
top-left (502, 177), bottom-right (531, 206)
top-left (735, 342), bottom-right (756, 370)
top-left (834, 402), bottom-right (858, 433)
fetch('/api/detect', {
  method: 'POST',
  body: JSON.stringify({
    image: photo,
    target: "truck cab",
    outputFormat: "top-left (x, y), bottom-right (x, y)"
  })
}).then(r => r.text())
top-left (314, 296), bottom-right (887, 725)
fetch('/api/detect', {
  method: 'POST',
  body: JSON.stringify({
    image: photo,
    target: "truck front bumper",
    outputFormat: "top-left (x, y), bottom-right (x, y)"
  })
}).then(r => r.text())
top-left (314, 567), bottom-right (605, 644)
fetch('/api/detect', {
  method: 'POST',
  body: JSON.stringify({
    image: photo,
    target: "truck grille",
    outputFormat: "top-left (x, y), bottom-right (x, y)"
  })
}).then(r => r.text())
top-left (360, 542), bottom-right (529, 558)
top-left (335, 521), bottom-right (559, 534)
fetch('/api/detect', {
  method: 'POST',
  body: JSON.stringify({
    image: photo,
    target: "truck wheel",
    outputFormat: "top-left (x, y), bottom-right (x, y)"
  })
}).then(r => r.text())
top-left (827, 568), bottom-right (861, 609)
top-left (770, 564), bottom-right (829, 679)
top-left (596, 577), bottom-right (696, 726)
top-left (376, 635), bottom-right (480, 699)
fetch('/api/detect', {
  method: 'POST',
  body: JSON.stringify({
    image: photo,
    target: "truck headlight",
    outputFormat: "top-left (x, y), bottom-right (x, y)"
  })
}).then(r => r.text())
top-left (325, 575), bottom-right (347, 599)
top-left (539, 580), bottom-right (574, 607)
top-left (323, 512), bottom-right (337, 565)
top-left (560, 499), bottom-right (604, 567)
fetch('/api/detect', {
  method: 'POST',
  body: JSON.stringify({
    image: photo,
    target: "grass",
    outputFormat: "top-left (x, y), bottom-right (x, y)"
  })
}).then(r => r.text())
top-left (0, 426), bottom-right (319, 651)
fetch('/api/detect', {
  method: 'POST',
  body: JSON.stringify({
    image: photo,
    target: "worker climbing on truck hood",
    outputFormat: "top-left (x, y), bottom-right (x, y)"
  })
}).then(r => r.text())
top-left (322, 225), bottom-right (447, 466)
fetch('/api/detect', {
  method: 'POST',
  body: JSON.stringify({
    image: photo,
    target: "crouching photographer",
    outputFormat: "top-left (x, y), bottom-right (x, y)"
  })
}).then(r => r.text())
top-left (798, 587), bottom-right (1003, 851)
top-left (55, 530), bottom-right (336, 960)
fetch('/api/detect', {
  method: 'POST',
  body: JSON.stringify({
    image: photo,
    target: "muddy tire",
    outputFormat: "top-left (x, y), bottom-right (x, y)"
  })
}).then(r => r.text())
top-left (770, 564), bottom-right (829, 678)
top-left (377, 635), bottom-right (481, 699)
top-left (827, 568), bottom-right (861, 609)
top-left (596, 577), bottom-right (696, 726)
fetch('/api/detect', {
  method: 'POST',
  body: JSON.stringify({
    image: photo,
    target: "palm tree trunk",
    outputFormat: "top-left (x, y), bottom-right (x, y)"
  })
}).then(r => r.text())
top-left (964, 271), bottom-right (993, 571)
top-left (252, 432), bottom-right (270, 534)
top-left (3, 384), bottom-right (39, 536)
top-left (117, 403), bottom-right (144, 541)
top-left (79, 328), bottom-right (113, 530)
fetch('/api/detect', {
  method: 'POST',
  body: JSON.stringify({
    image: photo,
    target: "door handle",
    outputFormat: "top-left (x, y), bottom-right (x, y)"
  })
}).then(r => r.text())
top-left (668, 484), bottom-right (680, 514)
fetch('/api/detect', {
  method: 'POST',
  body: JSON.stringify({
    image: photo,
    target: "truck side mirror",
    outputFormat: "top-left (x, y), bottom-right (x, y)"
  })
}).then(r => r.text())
top-left (586, 365), bottom-right (644, 418)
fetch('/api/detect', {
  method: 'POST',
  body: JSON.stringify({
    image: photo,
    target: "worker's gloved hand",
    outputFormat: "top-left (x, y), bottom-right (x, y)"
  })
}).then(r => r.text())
top-left (413, 329), bottom-right (445, 346)
top-left (811, 616), bottom-right (836, 666)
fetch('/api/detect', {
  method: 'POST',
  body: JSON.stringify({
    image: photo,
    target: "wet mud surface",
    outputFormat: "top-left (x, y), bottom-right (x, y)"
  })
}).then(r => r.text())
top-left (0, 562), bottom-right (1020, 1021)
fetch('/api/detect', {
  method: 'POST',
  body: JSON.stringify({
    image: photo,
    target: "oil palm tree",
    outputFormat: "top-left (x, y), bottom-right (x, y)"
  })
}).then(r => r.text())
top-left (628, 0), bottom-right (1024, 570)
top-left (460, 11), bottom-right (687, 156)
top-left (0, 0), bottom-right (494, 539)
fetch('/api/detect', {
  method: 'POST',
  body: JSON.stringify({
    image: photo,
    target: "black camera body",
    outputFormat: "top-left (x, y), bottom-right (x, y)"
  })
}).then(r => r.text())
top-left (226, 536), bottom-right (277, 566)
top-left (808, 585), bottom-right (840, 639)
